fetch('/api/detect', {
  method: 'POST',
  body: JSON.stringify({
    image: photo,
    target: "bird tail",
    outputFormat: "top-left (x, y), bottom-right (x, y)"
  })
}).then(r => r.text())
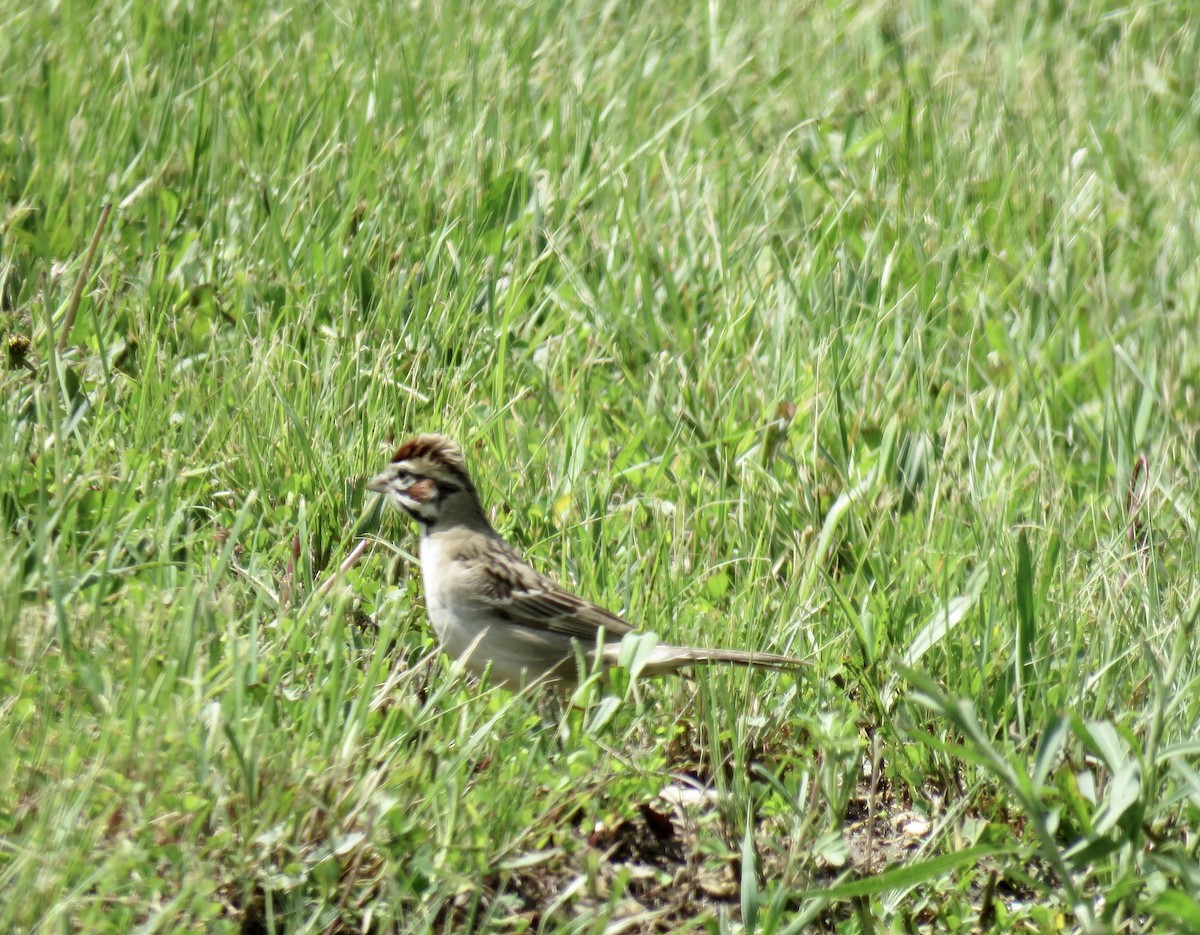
top-left (597, 641), bottom-right (809, 678)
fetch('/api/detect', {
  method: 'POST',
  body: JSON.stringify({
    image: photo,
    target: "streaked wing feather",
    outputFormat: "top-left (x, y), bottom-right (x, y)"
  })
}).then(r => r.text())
top-left (464, 544), bottom-right (634, 643)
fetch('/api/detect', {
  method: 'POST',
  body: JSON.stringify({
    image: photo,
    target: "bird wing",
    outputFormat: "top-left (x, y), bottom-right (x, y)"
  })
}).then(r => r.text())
top-left (460, 538), bottom-right (635, 643)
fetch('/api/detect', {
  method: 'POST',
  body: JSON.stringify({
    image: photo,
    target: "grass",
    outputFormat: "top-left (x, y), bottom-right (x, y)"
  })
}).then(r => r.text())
top-left (3, 0), bottom-right (1200, 930)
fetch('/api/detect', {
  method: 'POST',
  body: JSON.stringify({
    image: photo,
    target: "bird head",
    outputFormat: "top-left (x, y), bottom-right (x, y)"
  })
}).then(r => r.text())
top-left (367, 434), bottom-right (483, 528)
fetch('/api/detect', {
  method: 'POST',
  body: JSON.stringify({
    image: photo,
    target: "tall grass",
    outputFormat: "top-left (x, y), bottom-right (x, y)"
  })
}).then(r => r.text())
top-left (3, 0), bottom-right (1199, 930)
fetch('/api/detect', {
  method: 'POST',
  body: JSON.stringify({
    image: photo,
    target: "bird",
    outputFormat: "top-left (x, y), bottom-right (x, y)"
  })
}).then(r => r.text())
top-left (366, 434), bottom-right (809, 689)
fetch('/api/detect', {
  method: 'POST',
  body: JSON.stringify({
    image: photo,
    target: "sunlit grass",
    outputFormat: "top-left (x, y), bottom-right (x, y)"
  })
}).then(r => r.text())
top-left (3, 0), bottom-right (1199, 931)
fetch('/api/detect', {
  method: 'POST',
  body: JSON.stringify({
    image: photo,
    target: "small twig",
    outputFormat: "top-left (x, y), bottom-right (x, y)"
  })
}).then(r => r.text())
top-left (866, 729), bottom-right (882, 870)
top-left (280, 533), bottom-right (301, 606)
top-left (57, 203), bottom-right (112, 353)
top-left (1126, 453), bottom-right (1149, 552)
top-left (978, 867), bottom-right (999, 929)
top-left (317, 537), bottom-right (371, 596)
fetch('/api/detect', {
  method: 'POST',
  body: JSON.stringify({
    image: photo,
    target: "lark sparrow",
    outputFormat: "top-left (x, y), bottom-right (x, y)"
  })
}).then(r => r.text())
top-left (367, 434), bottom-right (808, 689)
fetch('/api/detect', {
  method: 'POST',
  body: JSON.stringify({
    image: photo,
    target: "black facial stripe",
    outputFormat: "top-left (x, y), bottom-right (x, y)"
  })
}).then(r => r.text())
top-left (395, 460), bottom-right (469, 492)
top-left (404, 501), bottom-right (439, 524)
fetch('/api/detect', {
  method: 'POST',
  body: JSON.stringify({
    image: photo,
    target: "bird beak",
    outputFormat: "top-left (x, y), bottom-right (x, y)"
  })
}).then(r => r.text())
top-left (365, 472), bottom-right (390, 495)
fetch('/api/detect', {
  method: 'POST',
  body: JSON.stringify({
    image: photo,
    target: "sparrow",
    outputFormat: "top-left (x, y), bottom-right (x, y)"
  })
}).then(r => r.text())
top-left (366, 434), bottom-right (808, 689)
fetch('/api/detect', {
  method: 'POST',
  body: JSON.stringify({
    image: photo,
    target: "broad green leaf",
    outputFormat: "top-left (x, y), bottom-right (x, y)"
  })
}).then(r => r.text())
top-left (796, 844), bottom-right (1016, 901)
